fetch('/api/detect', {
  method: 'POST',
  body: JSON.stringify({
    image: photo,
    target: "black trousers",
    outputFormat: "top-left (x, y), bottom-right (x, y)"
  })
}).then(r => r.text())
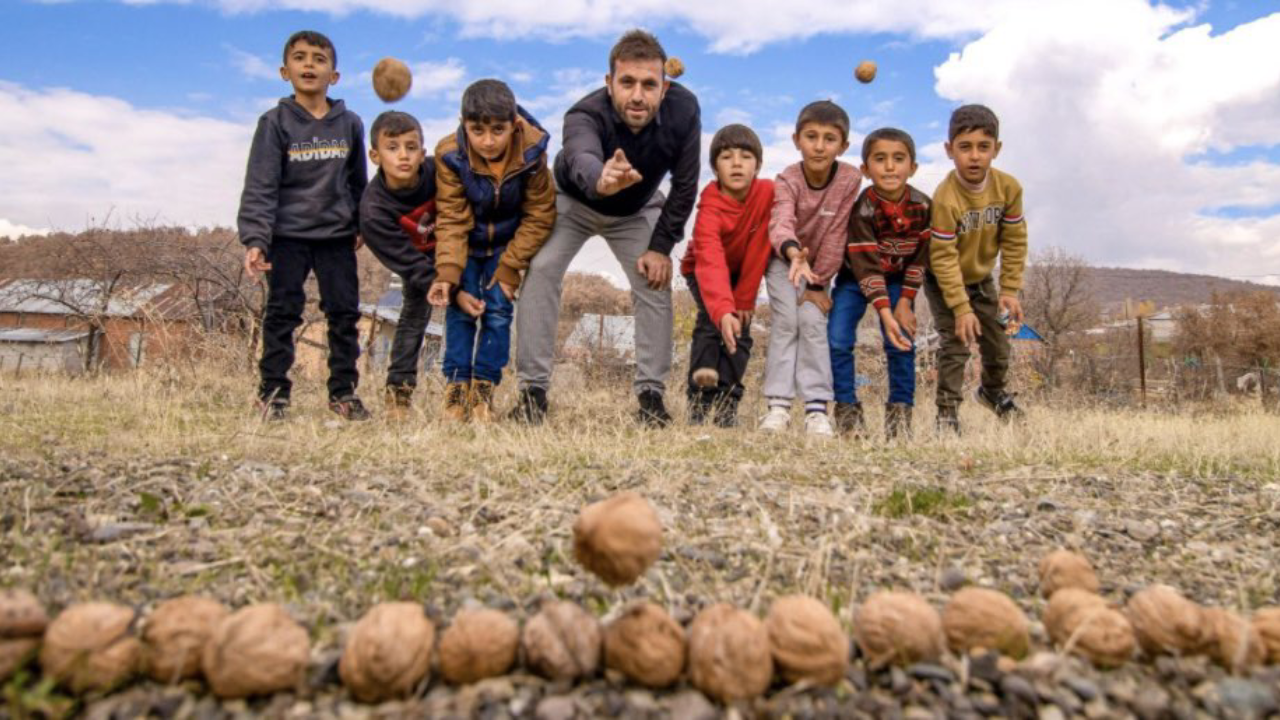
top-left (685, 273), bottom-right (753, 401)
top-left (259, 236), bottom-right (360, 402)
top-left (386, 281), bottom-right (432, 389)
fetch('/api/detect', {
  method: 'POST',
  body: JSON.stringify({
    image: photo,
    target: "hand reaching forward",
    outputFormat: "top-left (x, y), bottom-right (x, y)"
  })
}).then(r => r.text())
top-left (596, 149), bottom-right (644, 197)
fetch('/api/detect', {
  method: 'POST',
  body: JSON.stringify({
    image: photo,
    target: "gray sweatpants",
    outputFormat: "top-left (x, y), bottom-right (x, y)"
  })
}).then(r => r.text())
top-left (516, 192), bottom-right (671, 395)
top-left (762, 257), bottom-right (833, 407)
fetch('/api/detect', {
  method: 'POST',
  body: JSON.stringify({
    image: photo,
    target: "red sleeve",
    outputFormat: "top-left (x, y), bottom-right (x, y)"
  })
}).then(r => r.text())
top-left (691, 187), bottom-right (736, 325)
top-left (731, 180), bottom-right (774, 313)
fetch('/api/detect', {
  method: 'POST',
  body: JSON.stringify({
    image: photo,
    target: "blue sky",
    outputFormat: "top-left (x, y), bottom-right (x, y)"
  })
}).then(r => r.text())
top-left (1, 0), bottom-right (1278, 285)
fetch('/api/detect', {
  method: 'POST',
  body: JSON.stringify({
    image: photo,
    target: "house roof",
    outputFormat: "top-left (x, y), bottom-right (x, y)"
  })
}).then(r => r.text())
top-left (0, 279), bottom-right (197, 320)
top-left (0, 328), bottom-right (90, 343)
top-left (1011, 323), bottom-right (1046, 342)
top-left (358, 288), bottom-right (443, 337)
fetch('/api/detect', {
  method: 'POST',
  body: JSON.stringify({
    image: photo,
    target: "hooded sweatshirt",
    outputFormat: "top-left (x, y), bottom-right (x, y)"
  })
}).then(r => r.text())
top-left (359, 162), bottom-right (437, 296)
top-left (680, 178), bottom-right (775, 326)
top-left (768, 161), bottom-right (862, 286)
top-left (237, 97), bottom-right (368, 252)
top-left (433, 106), bottom-right (556, 290)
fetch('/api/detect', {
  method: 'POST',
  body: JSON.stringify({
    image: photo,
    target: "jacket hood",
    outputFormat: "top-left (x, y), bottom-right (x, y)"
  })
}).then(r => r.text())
top-left (280, 96), bottom-right (348, 122)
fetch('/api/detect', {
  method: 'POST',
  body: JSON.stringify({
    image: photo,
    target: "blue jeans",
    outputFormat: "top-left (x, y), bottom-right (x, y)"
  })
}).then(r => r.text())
top-left (828, 272), bottom-right (916, 405)
top-left (443, 253), bottom-right (514, 385)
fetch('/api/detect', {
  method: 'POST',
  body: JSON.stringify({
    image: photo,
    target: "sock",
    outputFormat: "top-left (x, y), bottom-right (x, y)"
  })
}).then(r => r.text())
top-left (804, 401), bottom-right (827, 415)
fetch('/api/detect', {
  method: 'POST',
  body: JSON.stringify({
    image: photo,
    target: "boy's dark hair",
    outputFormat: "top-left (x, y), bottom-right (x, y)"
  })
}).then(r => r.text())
top-left (460, 79), bottom-right (517, 124)
top-left (370, 111), bottom-right (423, 149)
top-left (609, 29), bottom-right (667, 77)
top-left (795, 100), bottom-right (850, 142)
top-left (709, 124), bottom-right (763, 168)
top-left (948, 104), bottom-right (999, 141)
top-left (283, 30), bottom-right (337, 69)
top-left (861, 128), bottom-right (917, 163)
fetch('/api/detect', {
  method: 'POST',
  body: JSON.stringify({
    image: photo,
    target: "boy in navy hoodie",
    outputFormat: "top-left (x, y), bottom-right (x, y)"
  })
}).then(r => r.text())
top-left (238, 30), bottom-right (369, 421)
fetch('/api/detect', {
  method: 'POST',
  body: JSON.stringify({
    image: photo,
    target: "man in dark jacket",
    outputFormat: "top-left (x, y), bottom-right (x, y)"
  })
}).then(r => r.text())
top-left (513, 29), bottom-right (701, 427)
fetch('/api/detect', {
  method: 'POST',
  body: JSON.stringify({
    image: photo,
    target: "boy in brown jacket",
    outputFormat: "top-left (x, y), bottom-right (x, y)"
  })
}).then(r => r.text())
top-left (427, 79), bottom-right (556, 421)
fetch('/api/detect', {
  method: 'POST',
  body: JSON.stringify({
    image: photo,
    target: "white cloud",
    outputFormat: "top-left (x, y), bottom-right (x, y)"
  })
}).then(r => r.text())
top-left (0, 82), bottom-right (253, 231)
top-left (933, 2), bottom-right (1280, 281)
top-left (225, 45), bottom-right (278, 81)
top-left (0, 219), bottom-right (50, 239)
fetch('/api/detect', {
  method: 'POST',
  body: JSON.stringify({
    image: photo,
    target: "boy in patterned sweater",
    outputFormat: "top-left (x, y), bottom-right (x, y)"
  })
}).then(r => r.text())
top-left (830, 128), bottom-right (929, 439)
top-left (926, 104), bottom-right (1028, 433)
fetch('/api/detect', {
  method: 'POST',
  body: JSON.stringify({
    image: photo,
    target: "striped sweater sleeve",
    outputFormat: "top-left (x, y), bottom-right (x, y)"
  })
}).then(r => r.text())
top-left (997, 179), bottom-right (1028, 297)
top-left (846, 193), bottom-right (890, 309)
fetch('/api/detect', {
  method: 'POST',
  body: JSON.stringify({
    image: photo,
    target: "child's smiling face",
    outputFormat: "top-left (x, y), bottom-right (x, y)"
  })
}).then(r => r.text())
top-left (280, 40), bottom-right (338, 98)
top-left (862, 138), bottom-right (918, 200)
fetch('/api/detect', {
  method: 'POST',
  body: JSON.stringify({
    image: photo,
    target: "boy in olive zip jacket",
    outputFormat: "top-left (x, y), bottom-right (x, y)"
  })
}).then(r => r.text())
top-left (428, 79), bottom-right (556, 422)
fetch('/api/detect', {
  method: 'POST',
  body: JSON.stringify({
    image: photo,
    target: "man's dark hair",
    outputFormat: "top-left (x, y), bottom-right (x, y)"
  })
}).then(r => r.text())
top-left (460, 79), bottom-right (517, 124)
top-left (283, 30), bottom-right (337, 69)
top-left (861, 127), bottom-right (917, 163)
top-left (609, 29), bottom-right (667, 77)
top-left (948, 104), bottom-right (999, 141)
top-left (709, 124), bottom-right (763, 168)
top-left (370, 111), bottom-right (423, 149)
top-left (795, 100), bottom-right (850, 142)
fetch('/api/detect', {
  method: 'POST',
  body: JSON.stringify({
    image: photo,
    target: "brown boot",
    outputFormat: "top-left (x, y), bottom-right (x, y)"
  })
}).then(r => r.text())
top-left (385, 385), bottom-right (412, 422)
top-left (833, 401), bottom-right (867, 438)
top-left (885, 402), bottom-right (913, 440)
top-left (468, 379), bottom-right (495, 423)
top-left (442, 381), bottom-right (470, 422)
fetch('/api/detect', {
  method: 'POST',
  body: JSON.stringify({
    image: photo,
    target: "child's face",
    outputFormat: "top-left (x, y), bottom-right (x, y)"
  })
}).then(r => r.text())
top-left (861, 139), bottom-right (917, 199)
top-left (713, 147), bottom-right (759, 201)
top-left (464, 119), bottom-right (513, 162)
top-left (369, 130), bottom-right (424, 190)
top-left (793, 123), bottom-right (850, 180)
top-left (280, 40), bottom-right (338, 97)
top-left (945, 128), bottom-right (1001, 185)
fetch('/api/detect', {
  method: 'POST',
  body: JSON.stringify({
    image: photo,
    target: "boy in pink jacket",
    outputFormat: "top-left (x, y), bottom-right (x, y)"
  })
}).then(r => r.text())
top-left (761, 100), bottom-right (863, 436)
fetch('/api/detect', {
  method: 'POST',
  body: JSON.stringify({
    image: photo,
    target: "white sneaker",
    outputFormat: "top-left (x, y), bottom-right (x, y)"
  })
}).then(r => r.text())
top-left (759, 407), bottom-right (791, 432)
top-left (804, 412), bottom-right (835, 438)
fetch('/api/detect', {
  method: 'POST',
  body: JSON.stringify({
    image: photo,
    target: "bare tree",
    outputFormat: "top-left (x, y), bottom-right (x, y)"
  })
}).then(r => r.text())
top-left (1021, 246), bottom-right (1100, 385)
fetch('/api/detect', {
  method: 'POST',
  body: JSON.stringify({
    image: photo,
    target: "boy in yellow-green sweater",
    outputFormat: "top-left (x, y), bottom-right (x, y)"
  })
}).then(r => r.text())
top-left (926, 104), bottom-right (1028, 433)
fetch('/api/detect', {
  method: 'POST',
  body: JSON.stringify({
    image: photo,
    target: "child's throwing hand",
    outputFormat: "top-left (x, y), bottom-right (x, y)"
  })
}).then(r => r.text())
top-left (956, 312), bottom-right (982, 345)
top-left (998, 295), bottom-right (1024, 335)
top-left (801, 287), bottom-right (832, 315)
top-left (785, 246), bottom-right (817, 287)
top-left (893, 298), bottom-right (917, 339)
top-left (877, 307), bottom-right (912, 351)
top-left (243, 247), bottom-right (272, 280)
top-left (719, 313), bottom-right (741, 354)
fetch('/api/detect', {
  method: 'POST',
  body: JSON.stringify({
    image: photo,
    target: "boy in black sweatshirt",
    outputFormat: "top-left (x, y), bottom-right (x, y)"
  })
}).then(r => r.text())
top-left (238, 30), bottom-right (369, 421)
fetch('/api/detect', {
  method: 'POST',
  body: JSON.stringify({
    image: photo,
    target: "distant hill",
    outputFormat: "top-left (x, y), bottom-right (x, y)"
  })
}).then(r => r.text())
top-left (1084, 267), bottom-right (1279, 312)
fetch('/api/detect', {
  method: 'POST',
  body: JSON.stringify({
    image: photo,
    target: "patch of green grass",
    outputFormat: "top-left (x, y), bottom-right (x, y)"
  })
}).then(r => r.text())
top-left (873, 485), bottom-right (972, 519)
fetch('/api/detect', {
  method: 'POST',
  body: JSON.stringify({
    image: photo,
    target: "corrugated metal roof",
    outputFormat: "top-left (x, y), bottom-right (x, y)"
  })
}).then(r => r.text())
top-left (0, 279), bottom-right (172, 317)
top-left (0, 328), bottom-right (90, 343)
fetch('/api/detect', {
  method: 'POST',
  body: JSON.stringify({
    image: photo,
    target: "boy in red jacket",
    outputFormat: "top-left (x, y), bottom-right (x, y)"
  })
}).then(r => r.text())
top-left (679, 124), bottom-right (774, 427)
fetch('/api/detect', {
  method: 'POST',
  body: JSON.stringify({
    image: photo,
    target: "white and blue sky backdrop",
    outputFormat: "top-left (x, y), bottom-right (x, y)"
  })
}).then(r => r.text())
top-left (1, 0), bottom-right (1278, 285)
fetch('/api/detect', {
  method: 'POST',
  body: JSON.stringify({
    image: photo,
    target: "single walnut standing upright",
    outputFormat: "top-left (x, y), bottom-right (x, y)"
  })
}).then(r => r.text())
top-left (855, 591), bottom-right (945, 669)
top-left (142, 596), bottom-right (230, 683)
top-left (1125, 585), bottom-right (1210, 657)
top-left (603, 602), bottom-right (686, 689)
top-left (339, 602), bottom-right (435, 702)
top-left (765, 595), bottom-right (848, 685)
top-left (438, 608), bottom-right (519, 685)
top-left (688, 604), bottom-right (772, 702)
top-left (201, 604), bottom-right (311, 699)
top-left (40, 602), bottom-right (141, 693)
top-left (521, 601), bottom-right (601, 681)
top-left (942, 587), bottom-right (1030, 659)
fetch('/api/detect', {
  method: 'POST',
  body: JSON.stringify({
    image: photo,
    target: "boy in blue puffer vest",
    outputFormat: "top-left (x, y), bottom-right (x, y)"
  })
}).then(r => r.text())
top-left (428, 79), bottom-right (557, 422)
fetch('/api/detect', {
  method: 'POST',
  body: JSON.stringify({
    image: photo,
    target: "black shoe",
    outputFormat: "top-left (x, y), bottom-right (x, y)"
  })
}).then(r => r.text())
top-left (257, 397), bottom-right (289, 422)
top-left (713, 395), bottom-right (739, 429)
top-left (975, 387), bottom-right (1022, 422)
top-left (936, 404), bottom-right (961, 435)
top-left (509, 386), bottom-right (548, 425)
top-left (833, 402), bottom-right (867, 437)
top-left (688, 389), bottom-right (715, 425)
top-left (329, 394), bottom-right (372, 421)
top-left (885, 402), bottom-right (913, 440)
top-left (636, 389), bottom-right (672, 428)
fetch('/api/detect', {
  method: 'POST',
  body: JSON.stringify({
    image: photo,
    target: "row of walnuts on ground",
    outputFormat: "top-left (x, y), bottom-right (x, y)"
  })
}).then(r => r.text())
top-left (2, 493), bottom-right (1280, 705)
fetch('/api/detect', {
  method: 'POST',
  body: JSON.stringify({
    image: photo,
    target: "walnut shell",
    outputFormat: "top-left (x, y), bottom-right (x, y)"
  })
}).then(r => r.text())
top-left (372, 57), bottom-right (413, 103)
top-left (854, 60), bottom-right (877, 84)
top-left (766, 595), bottom-right (848, 685)
top-left (1125, 585), bottom-right (1210, 657)
top-left (339, 602), bottom-right (435, 702)
top-left (0, 589), bottom-right (48, 639)
top-left (142, 596), bottom-right (230, 683)
top-left (438, 608), bottom-right (518, 685)
top-left (521, 601), bottom-right (601, 681)
top-left (603, 602), bottom-right (686, 689)
top-left (39, 602), bottom-right (140, 693)
top-left (688, 604), bottom-right (772, 702)
top-left (854, 591), bottom-right (945, 669)
top-left (1044, 589), bottom-right (1134, 668)
top-left (664, 57), bottom-right (686, 79)
top-left (1254, 607), bottom-right (1280, 665)
top-left (0, 638), bottom-right (40, 682)
top-left (942, 587), bottom-right (1030, 659)
top-left (1203, 607), bottom-right (1264, 673)
top-left (572, 492), bottom-right (662, 587)
top-left (201, 604), bottom-right (310, 699)
top-left (1038, 550), bottom-right (1100, 599)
